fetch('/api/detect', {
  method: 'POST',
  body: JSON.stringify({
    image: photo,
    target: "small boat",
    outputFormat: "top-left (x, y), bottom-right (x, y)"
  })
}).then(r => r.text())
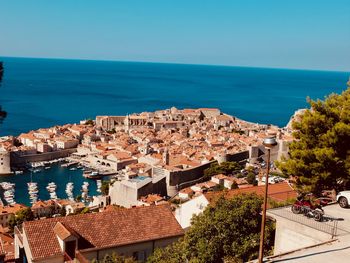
top-left (69, 167), bottom-right (77, 171)
top-left (45, 166), bottom-right (51, 170)
top-left (46, 182), bottom-right (57, 193)
top-left (14, 170), bottom-right (23, 175)
top-left (83, 171), bottom-right (102, 179)
top-left (81, 182), bottom-right (89, 192)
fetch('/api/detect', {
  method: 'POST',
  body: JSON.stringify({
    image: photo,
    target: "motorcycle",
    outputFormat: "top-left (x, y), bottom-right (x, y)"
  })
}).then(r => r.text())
top-left (291, 195), bottom-right (325, 222)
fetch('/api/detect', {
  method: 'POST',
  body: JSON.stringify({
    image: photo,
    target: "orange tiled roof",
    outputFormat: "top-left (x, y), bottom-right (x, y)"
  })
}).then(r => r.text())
top-left (0, 233), bottom-right (14, 262)
top-left (204, 182), bottom-right (297, 204)
top-left (0, 204), bottom-right (27, 215)
top-left (23, 205), bottom-right (184, 260)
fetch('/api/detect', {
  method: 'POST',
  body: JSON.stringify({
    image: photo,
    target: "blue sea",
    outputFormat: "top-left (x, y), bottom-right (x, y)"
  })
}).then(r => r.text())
top-left (0, 57), bottom-right (349, 206)
top-left (1, 57), bottom-right (349, 136)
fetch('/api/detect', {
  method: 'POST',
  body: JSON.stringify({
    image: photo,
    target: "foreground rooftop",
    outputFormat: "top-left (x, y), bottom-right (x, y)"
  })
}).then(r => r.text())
top-left (20, 204), bottom-right (184, 261)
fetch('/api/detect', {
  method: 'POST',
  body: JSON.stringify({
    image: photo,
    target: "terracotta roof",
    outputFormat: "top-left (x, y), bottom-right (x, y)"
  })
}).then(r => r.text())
top-left (23, 205), bottom-right (184, 260)
top-left (53, 222), bottom-right (77, 241)
top-left (0, 204), bottom-right (28, 215)
top-left (212, 174), bottom-right (228, 180)
top-left (204, 182), bottom-right (297, 204)
top-left (0, 233), bottom-right (14, 262)
top-left (139, 194), bottom-right (164, 204)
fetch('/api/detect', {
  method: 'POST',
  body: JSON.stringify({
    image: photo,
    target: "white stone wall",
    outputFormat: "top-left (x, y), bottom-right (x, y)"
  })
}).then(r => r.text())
top-left (174, 194), bottom-right (209, 229)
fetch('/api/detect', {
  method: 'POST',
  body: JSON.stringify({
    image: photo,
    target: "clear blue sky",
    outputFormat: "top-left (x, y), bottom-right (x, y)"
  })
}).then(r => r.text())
top-left (1, 0), bottom-right (349, 71)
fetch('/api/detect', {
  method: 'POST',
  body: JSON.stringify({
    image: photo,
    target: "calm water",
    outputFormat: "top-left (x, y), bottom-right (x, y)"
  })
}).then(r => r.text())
top-left (0, 164), bottom-right (98, 206)
top-left (0, 57), bottom-right (349, 205)
top-left (0, 57), bottom-right (349, 136)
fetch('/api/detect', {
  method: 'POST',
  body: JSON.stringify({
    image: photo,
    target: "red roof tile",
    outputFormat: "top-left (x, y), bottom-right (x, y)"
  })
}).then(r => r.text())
top-left (23, 205), bottom-right (184, 260)
top-left (204, 182), bottom-right (297, 204)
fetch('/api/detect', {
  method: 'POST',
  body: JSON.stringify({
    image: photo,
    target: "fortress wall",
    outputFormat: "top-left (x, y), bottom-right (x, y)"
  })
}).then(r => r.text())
top-left (10, 148), bottom-right (77, 166)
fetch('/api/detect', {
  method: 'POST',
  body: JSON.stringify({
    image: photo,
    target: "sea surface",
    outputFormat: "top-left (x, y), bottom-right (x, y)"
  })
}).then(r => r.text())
top-left (0, 57), bottom-right (349, 206)
top-left (0, 57), bottom-right (349, 136)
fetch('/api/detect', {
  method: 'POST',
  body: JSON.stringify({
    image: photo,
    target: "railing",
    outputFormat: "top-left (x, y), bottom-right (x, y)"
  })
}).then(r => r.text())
top-left (268, 206), bottom-right (343, 238)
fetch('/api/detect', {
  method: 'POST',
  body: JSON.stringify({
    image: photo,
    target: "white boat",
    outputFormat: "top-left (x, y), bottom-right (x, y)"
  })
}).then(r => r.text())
top-left (69, 167), bottom-right (77, 171)
top-left (81, 182), bottom-right (89, 192)
top-left (14, 170), bottom-right (23, 175)
top-left (50, 192), bottom-right (57, 199)
top-left (46, 182), bottom-right (57, 193)
top-left (1, 182), bottom-right (15, 190)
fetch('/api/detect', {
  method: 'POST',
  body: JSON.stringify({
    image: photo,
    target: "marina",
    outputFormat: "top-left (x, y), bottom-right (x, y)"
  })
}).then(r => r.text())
top-left (0, 163), bottom-right (102, 206)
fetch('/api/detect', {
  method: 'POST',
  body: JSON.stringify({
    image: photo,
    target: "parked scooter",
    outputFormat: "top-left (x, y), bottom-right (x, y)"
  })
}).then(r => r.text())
top-left (291, 194), bottom-right (325, 222)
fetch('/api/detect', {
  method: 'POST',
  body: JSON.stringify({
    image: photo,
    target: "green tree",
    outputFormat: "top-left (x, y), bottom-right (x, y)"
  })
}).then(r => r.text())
top-left (204, 162), bottom-right (241, 179)
top-left (147, 193), bottom-right (274, 263)
top-left (85, 119), bottom-right (94, 126)
top-left (246, 172), bottom-right (257, 185)
top-left (101, 180), bottom-right (110, 196)
top-left (148, 240), bottom-right (188, 263)
top-left (230, 181), bottom-right (239, 189)
top-left (277, 87), bottom-right (350, 194)
top-left (9, 208), bottom-right (35, 231)
top-left (91, 252), bottom-right (137, 263)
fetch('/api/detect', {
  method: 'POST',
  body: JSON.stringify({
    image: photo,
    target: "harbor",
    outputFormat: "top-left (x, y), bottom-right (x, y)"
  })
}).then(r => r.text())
top-left (0, 163), bottom-right (103, 206)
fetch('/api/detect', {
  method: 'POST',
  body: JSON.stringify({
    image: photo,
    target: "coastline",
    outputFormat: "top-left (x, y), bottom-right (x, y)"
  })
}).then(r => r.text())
top-left (0, 106), bottom-right (294, 206)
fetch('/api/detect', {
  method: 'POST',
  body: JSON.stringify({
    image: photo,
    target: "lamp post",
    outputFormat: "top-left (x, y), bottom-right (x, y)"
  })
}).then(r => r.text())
top-left (258, 136), bottom-right (277, 263)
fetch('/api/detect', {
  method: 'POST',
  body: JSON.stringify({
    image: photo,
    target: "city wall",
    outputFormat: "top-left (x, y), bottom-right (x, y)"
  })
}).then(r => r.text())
top-left (159, 150), bottom-right (250, 196)
top-left (10, 148), bottom-right (77, 166)
top-left (168, 150), bottom-right (250, 187)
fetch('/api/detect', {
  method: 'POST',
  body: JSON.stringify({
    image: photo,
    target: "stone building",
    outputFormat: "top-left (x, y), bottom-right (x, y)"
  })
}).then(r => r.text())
top-left (15, 205), bottom-right (184, 263)
top-left (0, 150), bottom-right (11, 175)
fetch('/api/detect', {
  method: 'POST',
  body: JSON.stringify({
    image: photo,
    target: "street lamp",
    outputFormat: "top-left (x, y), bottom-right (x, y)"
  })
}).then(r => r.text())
top-left (258, 136), bottom-right (277, 263)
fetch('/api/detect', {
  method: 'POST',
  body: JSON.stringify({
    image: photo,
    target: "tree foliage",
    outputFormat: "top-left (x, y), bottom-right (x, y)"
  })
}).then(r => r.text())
top-left (204, 161), bottom-right (241, 179)
top-left (9, 207), bottom-right (35, 231)
top-left (277, 87), bottom-right (350, 194)
top-left (147, 193), bottom-right (275, 263)
top-left (101, 180), bottom-right (110, 196)
top-left (246, 172), bottom-right (257, 185)
top-left (84, 119), bottom-right (94, 126)
top-left (91, 252), bottom-right (136, 263)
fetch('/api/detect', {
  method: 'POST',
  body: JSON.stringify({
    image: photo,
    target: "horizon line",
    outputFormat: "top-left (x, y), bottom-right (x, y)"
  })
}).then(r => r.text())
top-left (0, 55), bottom-right (349, 74)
